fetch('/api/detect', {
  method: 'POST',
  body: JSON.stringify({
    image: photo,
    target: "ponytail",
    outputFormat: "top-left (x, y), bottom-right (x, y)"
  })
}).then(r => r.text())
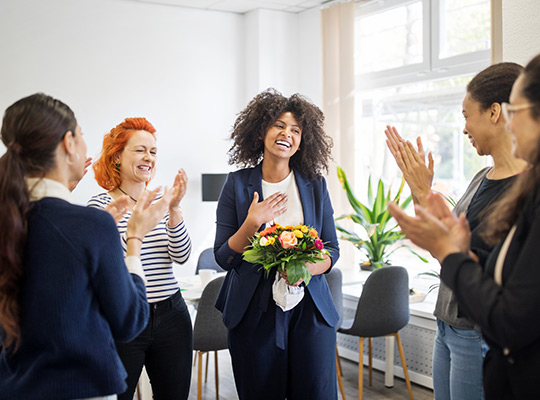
top-left (0, 93), bottom-right (76, 350)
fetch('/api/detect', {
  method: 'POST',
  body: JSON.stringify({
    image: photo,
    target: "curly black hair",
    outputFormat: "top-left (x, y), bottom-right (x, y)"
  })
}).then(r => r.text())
top-left (227, 88), bottom-right (333, 180)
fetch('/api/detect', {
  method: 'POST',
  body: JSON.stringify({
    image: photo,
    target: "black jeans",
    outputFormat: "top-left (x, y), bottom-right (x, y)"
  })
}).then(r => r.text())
top-left (116, 290), bottom-right (193, 400)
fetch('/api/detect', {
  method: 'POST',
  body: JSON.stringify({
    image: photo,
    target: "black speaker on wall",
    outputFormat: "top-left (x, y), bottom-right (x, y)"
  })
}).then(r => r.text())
top-left (201, 173), bottom-right (228, 202)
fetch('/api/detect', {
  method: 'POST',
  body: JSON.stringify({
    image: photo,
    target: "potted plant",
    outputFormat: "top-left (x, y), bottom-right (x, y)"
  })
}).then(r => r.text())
top-left (335, 166), bottom-right (427, 270)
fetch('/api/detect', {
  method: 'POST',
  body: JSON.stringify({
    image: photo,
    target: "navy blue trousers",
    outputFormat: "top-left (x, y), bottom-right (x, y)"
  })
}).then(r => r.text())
top-left (228, 281), bottom-right (337, 400)
top-left (116, 290), bottom-right (193, 400)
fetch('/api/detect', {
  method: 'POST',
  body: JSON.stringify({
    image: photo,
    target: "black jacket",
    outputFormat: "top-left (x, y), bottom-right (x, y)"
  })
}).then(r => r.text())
top-left (441, 186), bottom-right (540, 399)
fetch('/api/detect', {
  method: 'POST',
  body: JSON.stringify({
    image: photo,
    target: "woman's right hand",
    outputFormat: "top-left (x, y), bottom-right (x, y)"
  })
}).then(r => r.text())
top-left (388, 193), bottom-right (470, 262)
top-left (246, 191), bottom-right (287, 228)
top-left (105, 195), bottom-right (131, 223)
top-left (126, 187), bottom-right (173, 240)
top-left (385, 125), bottom-right (434, 207)
top-left (226, 191), bottom-right (287, 254)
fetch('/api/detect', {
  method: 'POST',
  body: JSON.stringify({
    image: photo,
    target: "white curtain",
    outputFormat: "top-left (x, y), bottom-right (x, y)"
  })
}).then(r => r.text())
top-left (322, 1), bottom-right (356, 269)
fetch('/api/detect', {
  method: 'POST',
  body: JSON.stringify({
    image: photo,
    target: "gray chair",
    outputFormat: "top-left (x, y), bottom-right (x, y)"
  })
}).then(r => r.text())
top-left (325, 267), bottom-right (346, 400)
top-left (193, 276), bottom-right (228, 400)
top-left (195, 247), bottom-right (225, 274)
top-left (338, 266), bottom-right (413, 400)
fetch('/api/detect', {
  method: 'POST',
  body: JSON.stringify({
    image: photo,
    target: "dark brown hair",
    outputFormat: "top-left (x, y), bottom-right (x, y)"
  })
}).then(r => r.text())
top-left (0, 93), bottom-right (76, 350)
top-left (483, 55), bottom-right (540, 244)
top-left (227, 89), bottom-right (333, 180)
top-left (467, 62), bottom-right (524, 111)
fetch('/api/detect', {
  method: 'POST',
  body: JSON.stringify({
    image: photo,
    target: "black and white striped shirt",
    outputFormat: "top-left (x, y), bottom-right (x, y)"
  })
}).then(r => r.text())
top-left (88, 192), bottom-right (192, 303)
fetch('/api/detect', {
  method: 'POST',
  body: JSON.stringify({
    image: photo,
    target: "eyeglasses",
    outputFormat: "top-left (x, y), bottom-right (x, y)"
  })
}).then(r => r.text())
top-left (501, 102), bottom-right (534, 122)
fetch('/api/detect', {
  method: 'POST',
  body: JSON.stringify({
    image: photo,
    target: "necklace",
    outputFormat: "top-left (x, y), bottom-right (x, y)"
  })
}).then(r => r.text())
top-left (118, 186), bottom-right (137, 203)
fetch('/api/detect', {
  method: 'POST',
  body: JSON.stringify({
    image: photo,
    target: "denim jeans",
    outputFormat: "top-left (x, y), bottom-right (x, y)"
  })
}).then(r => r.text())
top-left (433, 319), bottom-right (488, 400)
top-left (116, 290), bottom-right (193, 400)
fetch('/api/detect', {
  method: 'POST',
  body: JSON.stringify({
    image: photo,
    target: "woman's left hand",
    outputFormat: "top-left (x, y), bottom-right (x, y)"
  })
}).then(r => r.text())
top-left (170, 168), bottom-right (188, 209)
top-left (279, 270), bottom-right (303, 287)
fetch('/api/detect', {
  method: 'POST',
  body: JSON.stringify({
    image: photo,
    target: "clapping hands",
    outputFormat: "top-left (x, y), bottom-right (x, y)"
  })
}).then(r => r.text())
top-left (385, 126), bottom-right (434, 207)
top-left (388, 192), bottom-right (470, 262)
top-left (170, 169), bottom-right (188, 210)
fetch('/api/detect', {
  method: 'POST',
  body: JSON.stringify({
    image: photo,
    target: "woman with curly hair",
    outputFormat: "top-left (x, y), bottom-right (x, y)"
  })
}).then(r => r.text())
top-left (214, 89), bottom-right (340, 399)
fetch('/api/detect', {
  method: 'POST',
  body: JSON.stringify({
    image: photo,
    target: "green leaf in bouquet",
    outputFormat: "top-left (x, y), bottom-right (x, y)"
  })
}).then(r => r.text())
top-left (286, 259), bottom-right (313, 286)
top-left (242, 248), bottom-right (263, 263)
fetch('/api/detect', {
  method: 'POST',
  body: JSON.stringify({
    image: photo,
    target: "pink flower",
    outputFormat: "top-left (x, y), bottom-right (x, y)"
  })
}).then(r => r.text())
top-left (279, 231), bottom-right (298, 249)
top-left (314, 239), bottom-right (323, 250)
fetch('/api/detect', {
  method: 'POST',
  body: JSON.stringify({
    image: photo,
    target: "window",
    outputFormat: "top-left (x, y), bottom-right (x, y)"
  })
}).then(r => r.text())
top-left (352, 0), bottom-right (492, 271)
top-left (354, 0), bottom-right (491, 201)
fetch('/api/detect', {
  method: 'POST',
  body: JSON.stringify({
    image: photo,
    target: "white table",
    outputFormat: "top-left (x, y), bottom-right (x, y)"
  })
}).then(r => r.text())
top-left (177, 272), bottom-right (227, 305)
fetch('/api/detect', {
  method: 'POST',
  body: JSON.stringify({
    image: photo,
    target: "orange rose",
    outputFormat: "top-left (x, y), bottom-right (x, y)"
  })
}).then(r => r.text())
top-left (308, 228), bottom-right (318, 238)
top-left (279, 231), bottom-right (298, 249)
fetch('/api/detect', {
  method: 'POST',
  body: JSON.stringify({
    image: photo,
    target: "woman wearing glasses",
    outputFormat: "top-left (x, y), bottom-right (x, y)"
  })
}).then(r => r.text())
top-left (389, 53), bottom-right (540, 399)
top-left (385, 62), bottom-right (527, 400)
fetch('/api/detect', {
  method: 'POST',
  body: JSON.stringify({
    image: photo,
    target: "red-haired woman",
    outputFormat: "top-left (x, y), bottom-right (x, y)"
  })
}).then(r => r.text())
top-left (89, 118), bottom-right (193, 400)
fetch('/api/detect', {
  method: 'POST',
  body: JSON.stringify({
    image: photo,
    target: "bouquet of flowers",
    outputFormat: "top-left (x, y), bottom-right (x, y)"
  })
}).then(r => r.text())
top-left (242, 223), bottom-right (329, 286)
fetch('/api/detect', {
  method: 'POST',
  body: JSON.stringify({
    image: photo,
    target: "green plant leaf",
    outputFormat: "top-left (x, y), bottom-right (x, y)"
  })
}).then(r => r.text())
top-left (335, 166), bottom-right (427, 268)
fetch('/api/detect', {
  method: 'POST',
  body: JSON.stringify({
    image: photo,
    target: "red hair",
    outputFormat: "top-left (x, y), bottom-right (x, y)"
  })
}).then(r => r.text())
top-left (93, 117), bottom-right (157, 190)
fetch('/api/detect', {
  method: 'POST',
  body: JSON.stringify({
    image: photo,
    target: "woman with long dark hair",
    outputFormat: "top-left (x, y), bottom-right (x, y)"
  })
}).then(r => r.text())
top-left (385, 62), bottom-right (527, 400)
top-left (389, 53), bottom-right (540, 399)
top-left (0, 93), bottom-right (171, 400)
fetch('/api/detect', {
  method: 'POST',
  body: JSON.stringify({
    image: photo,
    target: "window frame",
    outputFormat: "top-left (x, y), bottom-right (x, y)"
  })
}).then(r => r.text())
top-left (355, 0), bottom-right (491, 90)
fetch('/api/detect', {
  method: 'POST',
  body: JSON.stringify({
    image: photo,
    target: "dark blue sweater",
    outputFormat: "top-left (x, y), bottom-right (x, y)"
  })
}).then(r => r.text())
top-left (0, 198), bottom-right (149, 400)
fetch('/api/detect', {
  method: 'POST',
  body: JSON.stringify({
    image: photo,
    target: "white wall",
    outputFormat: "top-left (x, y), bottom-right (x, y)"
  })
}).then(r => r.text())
top-left (244, 7), bottom-right (322, 105)
top-left (0, 0), bottom-right (244, 274)
top-left (0, 0), bottom-right (323, 274)
top-left (502, 0), bottom-right (540, 65)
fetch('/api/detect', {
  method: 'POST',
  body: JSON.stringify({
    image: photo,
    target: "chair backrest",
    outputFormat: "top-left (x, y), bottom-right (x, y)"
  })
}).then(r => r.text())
top-left (195, 247), bottom-right (225, 274)
top-left (193, 276), bottom-right (228, 352)
top-left (324, 267), bottom-right (344, 330)
top-left (345, 266), bottom-right (409, 338)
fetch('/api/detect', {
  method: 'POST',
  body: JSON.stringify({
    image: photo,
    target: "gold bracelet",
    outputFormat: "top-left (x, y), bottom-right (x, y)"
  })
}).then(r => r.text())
top-left (126, 236), bottom-right (143, 243)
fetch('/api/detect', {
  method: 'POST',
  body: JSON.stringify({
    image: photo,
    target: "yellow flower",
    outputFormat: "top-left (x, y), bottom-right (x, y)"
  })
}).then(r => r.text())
top-left (285, 225), bottom-right (295, 231)
top-left (267, 237), bottom-right (275, 245)
top-left (293, 230), bottom-right (303, 238)
top-left (296, 225), bottom-right (308, 233)
top-left (260, 236), bottom-right (271, 246)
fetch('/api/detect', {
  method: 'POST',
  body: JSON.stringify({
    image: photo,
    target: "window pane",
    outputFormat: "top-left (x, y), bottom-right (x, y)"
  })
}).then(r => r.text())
top-left (439, 0), bottom-right (491, 59)
top-left (355, 1), bottom-right (423, 74)
top-left (355, 76), bottom-right (488, 201)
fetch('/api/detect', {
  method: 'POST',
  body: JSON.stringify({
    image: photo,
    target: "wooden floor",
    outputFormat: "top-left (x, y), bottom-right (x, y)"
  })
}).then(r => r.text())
top-left (187, 350), bottom-right (434, 400)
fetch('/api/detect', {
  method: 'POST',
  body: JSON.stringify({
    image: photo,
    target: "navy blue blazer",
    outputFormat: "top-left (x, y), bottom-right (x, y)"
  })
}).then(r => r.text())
top-left (214, 164), bottom-right (340, 330)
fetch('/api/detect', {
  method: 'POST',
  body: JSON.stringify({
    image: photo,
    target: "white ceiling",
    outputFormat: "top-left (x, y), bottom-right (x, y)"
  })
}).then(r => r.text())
top-left (129, 0), bottom-right (334, 14)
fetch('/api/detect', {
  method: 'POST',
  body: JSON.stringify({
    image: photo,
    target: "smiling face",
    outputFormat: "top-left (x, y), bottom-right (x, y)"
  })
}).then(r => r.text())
top-left (262, 112), bottom-right (302, 162)
top-left (118, 130), bottom-right (157, 185)
top-left (461, 93), bottom-right (496, 156)
top-left (507, 74), bottom-right (540, 163)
